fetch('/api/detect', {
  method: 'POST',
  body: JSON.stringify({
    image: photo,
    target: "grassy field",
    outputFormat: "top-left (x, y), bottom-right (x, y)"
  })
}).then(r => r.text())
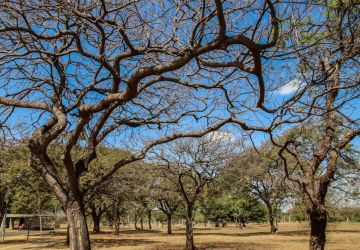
top-left (0, 222), bottom-right (359, 250)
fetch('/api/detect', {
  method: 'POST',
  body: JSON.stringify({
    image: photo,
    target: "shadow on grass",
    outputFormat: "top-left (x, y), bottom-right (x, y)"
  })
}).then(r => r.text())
top-left (327, 229), bottom-right (360, 233)
top-left (89, 229), bottom-right (162, 236)
top-left (2, 226), bottom-right (358, 250)
top-left (2, 236), bottom-right (160, 249)
top-left (92, 238), bottom-right (160, 248)
top-left (197, 241), bottom-right (274, 250)
top-left (120, 241), bottom-right (274, 250)
top-left (190, 227), bottom-right (360, 239)
top-left (191, 231), bottom-right (274, 237)
top-left (1, 237), bottom-right (68, 250)
top-left (170, 228), bottom-right (306, 238)
top-left (117, 229), bottom-right (163, 235)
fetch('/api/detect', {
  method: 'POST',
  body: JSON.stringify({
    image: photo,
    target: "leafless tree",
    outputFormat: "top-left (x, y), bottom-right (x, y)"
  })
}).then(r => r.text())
top-left (269, 2), bottom-right (360, 249)
top-left (0, 1), bottom-right (283, 249)
top-left (155, 133), bottom-right (234, 250)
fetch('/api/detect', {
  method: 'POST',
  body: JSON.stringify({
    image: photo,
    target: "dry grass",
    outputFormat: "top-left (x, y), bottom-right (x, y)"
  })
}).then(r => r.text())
top-left (0, 222), bottom-right (359, 250)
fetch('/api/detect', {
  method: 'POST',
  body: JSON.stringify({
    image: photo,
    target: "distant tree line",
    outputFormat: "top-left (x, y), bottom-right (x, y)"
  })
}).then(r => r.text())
top-left (1, 131), bottom-right (359, 249)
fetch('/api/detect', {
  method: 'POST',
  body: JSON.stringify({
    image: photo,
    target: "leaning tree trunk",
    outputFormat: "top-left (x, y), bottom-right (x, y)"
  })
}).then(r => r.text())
top-left (134, 214), bottom-right (138, 229)
top-left (65, 199), bottom-right (91, 250)
top-left (29, 149), bottom-right (91, 250)
top-left (185, 205), bottom-right (195, 250)
top-left (308, 205), bottom-right (327, 250)
top-left (167, 214), bottom-right (172, 234)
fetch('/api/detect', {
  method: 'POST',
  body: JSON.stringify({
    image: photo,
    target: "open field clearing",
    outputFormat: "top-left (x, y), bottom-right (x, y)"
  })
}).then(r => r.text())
top-left (1, 1), bottom-right (360, 250)
top-left (0, 222), bottom-right (359, 250)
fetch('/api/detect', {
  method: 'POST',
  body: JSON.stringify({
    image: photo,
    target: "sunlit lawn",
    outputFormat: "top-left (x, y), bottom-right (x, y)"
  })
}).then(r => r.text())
top-left (0, 222), bottom-right (359, 249)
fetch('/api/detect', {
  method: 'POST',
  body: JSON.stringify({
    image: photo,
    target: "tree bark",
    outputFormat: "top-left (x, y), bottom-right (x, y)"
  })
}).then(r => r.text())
top-left (134, 214), bottom-right (138, 229)
top-left (29, 150), bottom-right (90, 250)
top-left (147, 210), bottom-right (152, 230)
top-left (113, 207), bottom-right (122, 235)
top-left (308, 206), bottom-right (327, 250)
top-left (265, 204), bottom-right (278, 233)
top-left (0, 210), bottom-right (5, 230)
top-left (185, 206), bottom-right (195, 250)
top-left (66, 225), bottom-right (70, 246)
top-left (0, 201), bottom-right (6, 227)
top-left (114, 220), bottom-right (120, 235)
top-left (91, 212), bottom-right (101, 233)
top-left (140, 215), bottom-right (144, 229)
top-left (65, 199), bottom-right (91, 250)
top-left (167, 214), bottom-right (172, 234)
top-left (269, 215), bottom-right (278, 233)
top-left (89, 203), bottom-right (103, 233)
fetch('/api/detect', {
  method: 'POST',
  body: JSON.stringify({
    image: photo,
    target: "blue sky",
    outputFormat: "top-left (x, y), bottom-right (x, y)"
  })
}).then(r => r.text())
top-left (1, 0), bottom-right (359, 153)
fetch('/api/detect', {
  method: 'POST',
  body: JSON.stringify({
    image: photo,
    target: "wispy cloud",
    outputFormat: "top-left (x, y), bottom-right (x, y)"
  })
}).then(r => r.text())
top-left (277, 79), bottom-right (302, 95)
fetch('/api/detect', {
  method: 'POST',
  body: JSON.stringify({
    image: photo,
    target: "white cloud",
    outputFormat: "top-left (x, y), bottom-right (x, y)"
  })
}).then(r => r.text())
top-left (277, 79), bottom-right (302, 95)
top-left (206, 131), bottom-right (235, 142)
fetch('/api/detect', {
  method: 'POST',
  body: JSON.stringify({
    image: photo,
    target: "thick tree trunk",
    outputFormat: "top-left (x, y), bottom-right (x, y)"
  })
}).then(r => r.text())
top-left (269, 216), bottom-right (278, 233)
top-left (238, 218), bottom-right (246, 229)
top-left (167, 214), bottom-right (172, 234)
top-left (65, 199), bottom-right (91, 250)
top-left (66, 225), bottom-right (70, 246)
top-left (308, 206), bottom-right (327, 250)
top-left (89, 205), bottom-right (101, 233)
top-left (147, 210), bottom-right (152, 229)
top-left (0, 210), bottom-right (5, 229)
top-left (0, 201), bottom-right (6, 226)
top-left (266, 204), bottom-right (278, 233)
top-left (29, 141), bottom-right (91, 250)
top-left (185, 206), bottom-right (195, 250)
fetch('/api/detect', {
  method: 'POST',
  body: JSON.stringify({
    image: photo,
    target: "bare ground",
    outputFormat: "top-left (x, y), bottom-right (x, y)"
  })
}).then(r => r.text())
top-left (0, 222), bottom-right (359, 250)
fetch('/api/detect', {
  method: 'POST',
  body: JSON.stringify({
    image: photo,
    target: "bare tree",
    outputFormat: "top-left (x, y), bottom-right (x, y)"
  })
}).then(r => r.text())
top-left (271, 2), bottom-right (360, 249)
top-left (155, 133), bottom-right (234, 250)
top-left (0, 1), bottom-right (281, 249)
